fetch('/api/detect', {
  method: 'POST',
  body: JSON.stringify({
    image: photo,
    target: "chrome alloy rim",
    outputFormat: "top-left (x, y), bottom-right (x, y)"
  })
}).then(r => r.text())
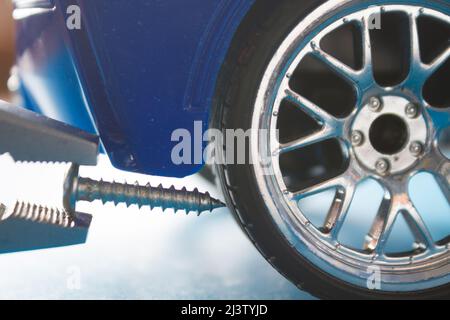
top-left (251, 2), bottom-right (450, 291)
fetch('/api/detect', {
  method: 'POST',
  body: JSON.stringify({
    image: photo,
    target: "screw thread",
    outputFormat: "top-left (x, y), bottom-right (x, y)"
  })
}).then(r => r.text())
top-left (10, 201), bottom-right (75, 228)
top-left (76, 177), bottom-right (225, 214)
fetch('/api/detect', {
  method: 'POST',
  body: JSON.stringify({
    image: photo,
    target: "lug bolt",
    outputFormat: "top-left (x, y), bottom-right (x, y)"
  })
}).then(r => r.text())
top-left (405, 103), bottom-right (419, 119)
top-left (375, 159), bottom-right (390, 175)
top-left (409, 141), bottom-right (424, 157)
top-left (351, 130), bottom-right (364, 146)
top-left (368, 97), bottom-right (382, 112)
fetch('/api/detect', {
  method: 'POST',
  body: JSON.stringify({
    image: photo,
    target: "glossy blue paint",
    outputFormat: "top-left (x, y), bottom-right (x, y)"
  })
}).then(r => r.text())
top-left (14, 0), bottom-right (255, 177)
top-left (14, 0), bottom-right (96, 134)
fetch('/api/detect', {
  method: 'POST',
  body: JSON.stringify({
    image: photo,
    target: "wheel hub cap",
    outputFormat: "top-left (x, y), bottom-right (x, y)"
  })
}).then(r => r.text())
top-left (352, 95), bottom-right (428, 175)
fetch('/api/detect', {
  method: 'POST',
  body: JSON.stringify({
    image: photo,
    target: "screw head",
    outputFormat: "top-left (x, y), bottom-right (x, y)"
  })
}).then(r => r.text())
top-left (351, 130), bottom-right (364, 146)
top-left (405, 103), bottom-right (420, 119)
top-left (375, 158), bottom-right (390, 175)
top-left (368, 97), bottom-right (382, 112)
top-left (409, 141), bottom-right (423, 157)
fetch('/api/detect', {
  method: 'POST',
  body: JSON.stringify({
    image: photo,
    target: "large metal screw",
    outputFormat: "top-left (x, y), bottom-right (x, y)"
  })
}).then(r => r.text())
top-left (405, 103), bottom-right (420, 119)
top-left (375, 158), bottom-right (390, 175)
top-left (351, 131), bottom-right (364, 146)
top-left (368, 97), bottom-right (382, 112)
top-left (409, 141), bottom-right (424, 157)
top-left (63, 165), bottom-right (225, 215)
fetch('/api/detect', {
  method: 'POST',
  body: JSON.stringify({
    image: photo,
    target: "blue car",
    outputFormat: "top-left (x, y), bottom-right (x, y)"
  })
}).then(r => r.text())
top-left (13, 0), bottom-right (450, 298)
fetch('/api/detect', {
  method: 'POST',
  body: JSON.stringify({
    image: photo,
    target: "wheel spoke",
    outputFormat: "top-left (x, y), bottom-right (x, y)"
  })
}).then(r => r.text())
top-left (425, 46), bottom-right (450, 76)
top-left (310, 45), bottom-right (361, 84)
top-left (409, 13), bottom-right (422, 67)
top-left (418, 142), bottom-right (450, 186)
top-left (360, 16), bottom-right (373, 74)
top-left (402, 204), bottom-right (435, 250)
top-left (403, 12), bottom-right (429, 93)
top-left (284, 88), bottom-right (337, 124)
top-left (364, 192), bottom-right (397, 253)
top-left (427, 105), bottom-right (450, 132)
top-left (280, 126), bottom-right (337, 153)
top-left (324, 184), bottom-right (356, 238)
top-left (292, 175), bottom-right (344, 200)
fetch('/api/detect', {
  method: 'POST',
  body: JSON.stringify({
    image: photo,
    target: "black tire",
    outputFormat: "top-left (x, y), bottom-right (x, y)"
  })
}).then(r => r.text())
top-left (212, 0), bottom-right (450, 299)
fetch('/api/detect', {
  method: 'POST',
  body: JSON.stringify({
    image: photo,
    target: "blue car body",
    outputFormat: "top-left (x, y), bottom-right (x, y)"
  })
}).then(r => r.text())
top-left (13, 0), bottom-right (255, 177)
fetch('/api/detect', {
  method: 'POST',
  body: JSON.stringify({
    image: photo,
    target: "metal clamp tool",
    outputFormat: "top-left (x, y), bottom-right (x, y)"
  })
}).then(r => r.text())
top-left (0, 99), bottom-right (224, 253)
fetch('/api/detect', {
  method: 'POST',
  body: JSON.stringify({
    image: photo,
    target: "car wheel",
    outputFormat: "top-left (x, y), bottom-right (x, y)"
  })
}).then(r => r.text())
top-left (214, 0), bottom-right (450, 299)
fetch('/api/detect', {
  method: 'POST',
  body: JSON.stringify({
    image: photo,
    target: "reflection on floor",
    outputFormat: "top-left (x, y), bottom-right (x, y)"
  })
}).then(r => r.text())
top-left (0, 156), bottom-right (313, 300)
